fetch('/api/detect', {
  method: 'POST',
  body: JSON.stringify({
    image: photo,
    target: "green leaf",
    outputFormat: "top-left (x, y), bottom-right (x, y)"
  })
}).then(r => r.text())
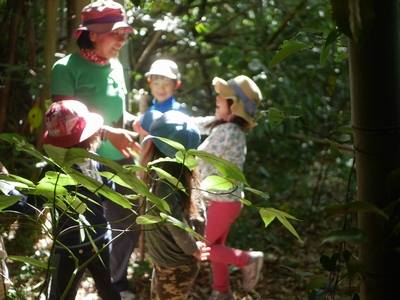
top-left (151, 166), bottom-right (186, 192)
top-left (0, 133), bottom-right (51, 163)
top-left (151, 136), bottom-right (185, 152)
top-left (43, 144), bottom-right (69, 165)
top-left (188, 149), bottom-right (247, 184)
top-left (160, 212), bottom-right (203, 240)
top-left (244, 187), bottom-right (270, 201)
top-left (239, 198), bottom-right (252, 206)
top-left (276, 214), bottom-right (302, 242)
top-left (308, 275), bottom-right (328, 290)
top-left (322, 228), bottom-right (367, 244)
top-left (259, 208), bottom-right (302, 241)
top-left (67, 169), bottom-right (132, 209)
top-left (320, 28), bottom-right (340, 65)
top-left (63, 148), bottom-right (170, 212)
top-left (267, 107), bottom-right (286, 127)
top-left (269, 40), bottom-right (310, 68)
top-left (0, 195), bottom-right (22, 211)
top-left (259, 209), bottom-right (276, 228)
top-left (326, 201), bottom-right (388, 220)
top-left (201, 175), bottom-right (235, 191)
top-left (42, 171), bottom-right (76, 187)
top-left (0, 174), bottom-right (35, 188)
top-left (123, 164), bottom-right (147, 173)
top-left (195, 22), bottom-right (209, 34)
top-left (36, 177), bottom-right (69, 200)
top-left (100, 171), bottom-right (131, 189)
top-left (136, 214), bottom-right (163, 224)
top-left (66, 194), bottom-right (87, 214)
top-left (8, 255), bottom-right (48, 269)
top-left (147, 157), bottom-right (177, 167)
top-left (175, 151), bottom-right (198, 170)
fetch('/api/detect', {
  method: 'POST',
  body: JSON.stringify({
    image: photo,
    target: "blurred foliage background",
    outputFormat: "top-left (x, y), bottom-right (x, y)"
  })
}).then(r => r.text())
top-left (0, 0), bottom-right (357, 299)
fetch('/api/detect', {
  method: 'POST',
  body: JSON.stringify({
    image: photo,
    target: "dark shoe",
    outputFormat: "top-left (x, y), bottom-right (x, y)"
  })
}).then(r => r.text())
top-left (242, 251), bottom-right (264, 290)
top-left (120, 290), bottom-right (135, 300)
top-left (208, 289), bottom-right (234, 300)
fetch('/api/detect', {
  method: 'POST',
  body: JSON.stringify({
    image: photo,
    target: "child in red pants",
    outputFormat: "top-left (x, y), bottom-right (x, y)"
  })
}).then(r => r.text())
top-left (195, 75), bottom-right (264, 300)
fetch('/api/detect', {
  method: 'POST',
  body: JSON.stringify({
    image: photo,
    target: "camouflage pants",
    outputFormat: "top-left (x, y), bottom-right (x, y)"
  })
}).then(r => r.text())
top-left (151, 262), bottom-right (199, 300)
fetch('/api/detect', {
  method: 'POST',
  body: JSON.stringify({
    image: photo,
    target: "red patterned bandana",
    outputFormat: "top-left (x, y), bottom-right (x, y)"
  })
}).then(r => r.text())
top-left (80, 49), bottom-right (109, 65)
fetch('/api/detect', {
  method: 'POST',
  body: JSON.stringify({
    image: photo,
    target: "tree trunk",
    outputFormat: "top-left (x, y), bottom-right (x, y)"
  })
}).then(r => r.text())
top-left (42, 0), bottom-right (60, 101)
top-left (66, 0), bottom-right (89, 52)
top-left (0, 0), bottom-right (23, 132)
top-left (349, 1), bottom-right (400, 299)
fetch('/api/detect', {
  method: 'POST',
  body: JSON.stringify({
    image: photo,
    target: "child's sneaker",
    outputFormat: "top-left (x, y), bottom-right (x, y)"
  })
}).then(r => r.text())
top-left (208, 289), bottom-right (234, 300)
top-left (120, 290), bottom-right (135, 300)
top-left (241, 251), bottom-right (264, 290)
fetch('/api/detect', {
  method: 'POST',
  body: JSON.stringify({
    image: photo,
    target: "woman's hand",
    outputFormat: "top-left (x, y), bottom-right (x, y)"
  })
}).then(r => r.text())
top-left (102, 125), bottom-right (141, 158)
top-left (193, 241), bottom-right (211, 261)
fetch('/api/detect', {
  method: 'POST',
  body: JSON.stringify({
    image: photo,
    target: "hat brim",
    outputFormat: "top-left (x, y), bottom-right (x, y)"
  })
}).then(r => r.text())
top-left (43, 113), bottom-right (104, 148)
top-left (76, 21), bottom-right (133, 34)
top-left (145, 71), bottom-right (178, 80)
top-left (212, 77), bottom-right (236, 98)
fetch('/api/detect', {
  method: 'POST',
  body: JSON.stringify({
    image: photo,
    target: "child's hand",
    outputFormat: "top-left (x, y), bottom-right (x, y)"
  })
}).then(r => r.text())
top-left (133, 119), bottom-right (148, 138)
top-left (103, 126), bottom-right (141, 158)
top-left (193, 241), bottom-right (210, 261)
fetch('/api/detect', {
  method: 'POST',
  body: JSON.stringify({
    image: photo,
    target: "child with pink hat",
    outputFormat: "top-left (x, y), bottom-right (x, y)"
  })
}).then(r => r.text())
top-left (42, 100), bottom-right (121, 300)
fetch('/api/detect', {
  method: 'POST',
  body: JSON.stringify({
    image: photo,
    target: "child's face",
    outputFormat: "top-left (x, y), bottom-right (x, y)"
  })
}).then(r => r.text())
top-left (148, 76), bottom-right (176, 102)
top-left (215, 95), bottom-right (232, 121)
top-left (90, 29), bottom-right (129, 59)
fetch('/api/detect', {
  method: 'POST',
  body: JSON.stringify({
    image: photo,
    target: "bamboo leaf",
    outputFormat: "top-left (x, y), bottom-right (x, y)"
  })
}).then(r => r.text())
top-left (322, 228), bottom-right (367, 244)
top-left (259, 208), bottom-right (302, 241)
top-left (267, 107), bottom-right (286, 127)
top-left (239, 198), bottom-right (253, 206)
top-left (8, 255), bottom-right (48, 269)
top-left (269, 40), bottom-right (310, 68)
top-left (160, 212), bottom-right (203, 240)
top-left (188, 149), bottom-right (247, 184)
top-left (0, 174), bottom-right (35, 188)
top-left (63, 148), bottom-right (170, 212)
top-left (67, 169), bottom-right (132, 209)
top-left (276, 215), bottom-right (302, 242)
top-left (151, 166), bottom-right (186, 192)
top-left (259, 209), bottom-right (276, 228)
top-left (136, 214), bottom-right (163, 224)
top-left (201, 175), bottom-right (235, 191)
top-left (175, 151), bottom-right (198, 170)
top-left (326, 201), bottom-right (388, 220)
top-left (147, 157), bottom-right (177, 167)
top-left (320, 28), bottom-right (340, 65)
top-left (0, 195), bottom-right (22, 211)
top-left (244, 187), bottom-right (270, 201)
top-left (151, 136), bottom-right (185, 152)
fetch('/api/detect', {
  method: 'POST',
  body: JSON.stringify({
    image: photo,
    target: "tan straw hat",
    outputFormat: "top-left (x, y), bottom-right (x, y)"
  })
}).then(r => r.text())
top-left (212, 75), bottom-right (262, 128)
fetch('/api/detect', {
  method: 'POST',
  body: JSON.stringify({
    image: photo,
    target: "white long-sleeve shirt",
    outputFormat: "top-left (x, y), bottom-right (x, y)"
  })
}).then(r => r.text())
top-left (192, 116), bottom-right (246, 202)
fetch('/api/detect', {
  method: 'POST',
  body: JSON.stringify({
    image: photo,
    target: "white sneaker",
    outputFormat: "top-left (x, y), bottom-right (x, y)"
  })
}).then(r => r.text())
top-left (242, 251), bottom-right (264, 291)
top-left (120, 290), bottom-right (136, 300)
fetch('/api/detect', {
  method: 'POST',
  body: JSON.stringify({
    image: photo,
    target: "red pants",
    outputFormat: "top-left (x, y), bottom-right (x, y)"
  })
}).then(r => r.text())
top-left (205, 201), bottom-right (250, 292)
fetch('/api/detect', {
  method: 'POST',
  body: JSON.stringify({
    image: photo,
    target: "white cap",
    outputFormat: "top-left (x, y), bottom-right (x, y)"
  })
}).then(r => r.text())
top-left (145, 59), bottom-right (181, 80)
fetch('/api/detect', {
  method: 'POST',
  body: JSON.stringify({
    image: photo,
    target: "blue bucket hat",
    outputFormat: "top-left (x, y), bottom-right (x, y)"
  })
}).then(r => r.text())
top-left (144, 111), bottom-right (200, 158)
top-left (140, 109), bottom-right (163, 133)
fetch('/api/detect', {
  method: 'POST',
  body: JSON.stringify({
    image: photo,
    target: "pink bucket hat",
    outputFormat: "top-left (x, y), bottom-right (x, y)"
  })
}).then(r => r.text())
top-left (75, 0), bottom-right (133, 35)
top-left (42, 100), bottom-right (104, 148)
